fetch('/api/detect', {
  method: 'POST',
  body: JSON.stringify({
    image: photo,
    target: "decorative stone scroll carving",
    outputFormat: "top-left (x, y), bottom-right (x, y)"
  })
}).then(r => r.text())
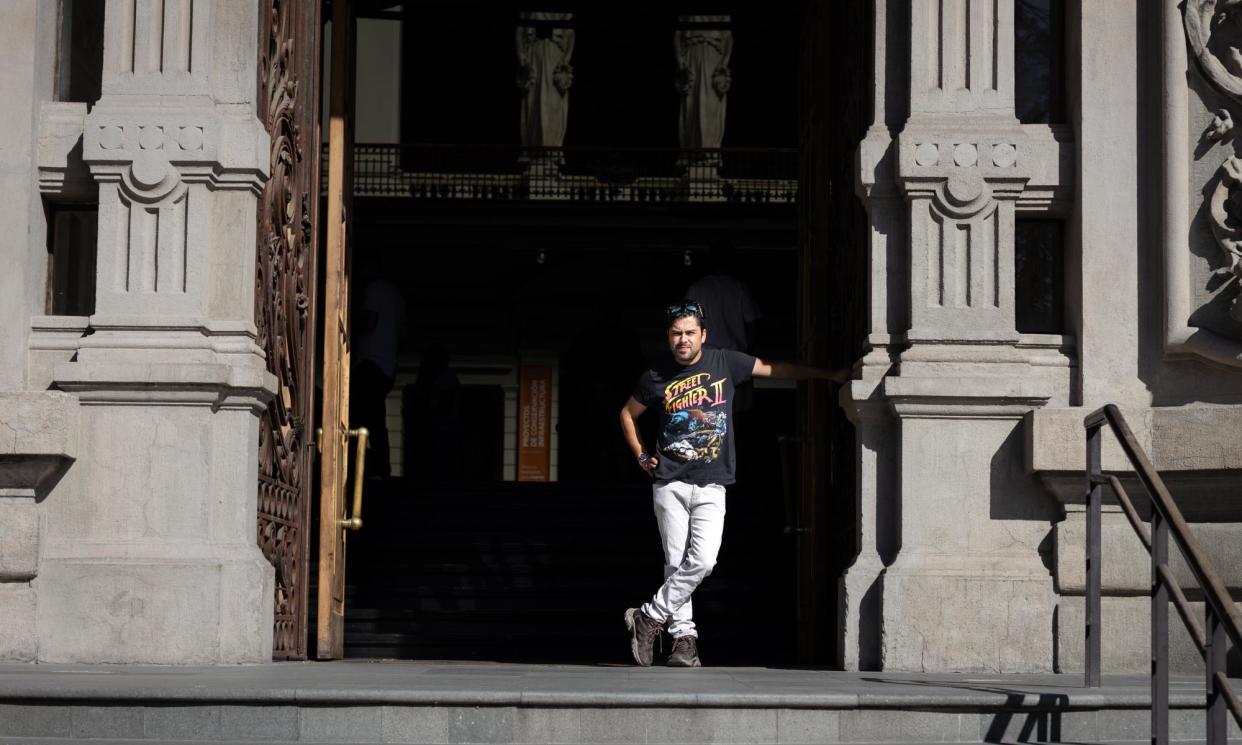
top-left (1206, 108), bottom-right (1235, 144)
top-left (1208, 157), bottom-right (1242, 321)
top-left (1184, 0), bottom-right (1242, 104)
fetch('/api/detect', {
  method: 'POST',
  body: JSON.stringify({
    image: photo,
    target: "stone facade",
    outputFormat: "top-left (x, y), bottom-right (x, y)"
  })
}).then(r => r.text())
top-left (0, 0), bottom-right (1238, 670)
top-left (840, 0), bottom-right (1242, 673)
top-left (2, 0), bottom-right (275, 663)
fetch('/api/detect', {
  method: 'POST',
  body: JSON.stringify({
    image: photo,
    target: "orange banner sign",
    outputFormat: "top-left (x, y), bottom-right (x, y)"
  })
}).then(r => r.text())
top-left (517, 365), bottom-right (553, 482)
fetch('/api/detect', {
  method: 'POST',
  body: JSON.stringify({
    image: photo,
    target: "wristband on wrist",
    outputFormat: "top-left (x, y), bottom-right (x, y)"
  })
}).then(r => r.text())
top-left (638, 451), bottom-right (651, 465)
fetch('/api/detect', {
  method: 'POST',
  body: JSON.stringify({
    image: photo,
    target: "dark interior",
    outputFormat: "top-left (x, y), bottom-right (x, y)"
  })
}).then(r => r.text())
top-left (306, 0), bottom-right (873, 666)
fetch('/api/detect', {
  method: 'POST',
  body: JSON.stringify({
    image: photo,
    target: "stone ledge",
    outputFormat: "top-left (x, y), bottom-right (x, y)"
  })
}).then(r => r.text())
top-left (53, 360), bottom-right (276, 411)
top-left (1027, 405), bottom-right (1242, 474)
top-left (884, 376), bottom-right (1052, 417)
top-left (0, 663), bottom-right (1222, 709)
top-left (36, 101), bottom-right (91, 198)
top-left (0, 391), bottom-right (79, 459)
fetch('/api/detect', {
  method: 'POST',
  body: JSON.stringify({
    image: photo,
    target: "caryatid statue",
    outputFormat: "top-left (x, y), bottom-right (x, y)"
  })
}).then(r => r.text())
top-left (675, 15), bottom-right (732, 150)
top-left (516, 12), bottom-right (575, 149)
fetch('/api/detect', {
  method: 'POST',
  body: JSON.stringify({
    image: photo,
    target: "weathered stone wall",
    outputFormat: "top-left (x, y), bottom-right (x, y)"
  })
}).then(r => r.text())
top-left (843, 0), bottom-right (1242, 673)
top-left (0, 1), bottom-right (76, 663)
top-left (1, 0), bottom-right (277, 663)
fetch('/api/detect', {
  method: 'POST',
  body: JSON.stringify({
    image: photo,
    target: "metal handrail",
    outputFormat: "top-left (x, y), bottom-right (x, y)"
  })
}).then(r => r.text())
top-left (1084, 403), bottom-right (1242, 744)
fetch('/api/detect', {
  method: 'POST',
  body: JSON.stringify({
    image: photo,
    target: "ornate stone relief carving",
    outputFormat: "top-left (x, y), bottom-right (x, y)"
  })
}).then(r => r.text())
top-left (1206, 108), bottom-right (1234, 144)
top-left (902, 139), bottom-right (1025, 218)
top-left (1184, 0), bottom-right (1242, 104)
top-left (1208, 157), bottom-right (1242, 321)
top-left (1153, 0), bottom-right (1242, 365)
top-left (897, 132), bottom-right (1029, 341)
top-left (1185, 1), bottom-right (1242, 324)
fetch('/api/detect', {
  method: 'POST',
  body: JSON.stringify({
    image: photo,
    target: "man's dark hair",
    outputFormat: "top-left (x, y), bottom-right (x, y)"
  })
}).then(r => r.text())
top-left (666, 300), bottom-right (707, 331)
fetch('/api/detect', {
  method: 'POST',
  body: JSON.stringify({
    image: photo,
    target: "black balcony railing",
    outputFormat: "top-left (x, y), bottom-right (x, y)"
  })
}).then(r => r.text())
top-left (326, 144), bottom-right (798, 205)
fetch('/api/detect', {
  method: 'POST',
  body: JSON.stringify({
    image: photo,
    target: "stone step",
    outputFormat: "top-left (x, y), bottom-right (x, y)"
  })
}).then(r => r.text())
top-left (0, 703), bottom-right (1229, 744)
top-left (1, 663), bottom-right (1239, 744)
top-left (0, 741), bottom-right (1200, 745)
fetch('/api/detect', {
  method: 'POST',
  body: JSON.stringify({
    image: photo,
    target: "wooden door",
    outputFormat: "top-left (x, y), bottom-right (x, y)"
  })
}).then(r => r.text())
top-left (795, 0), bottom-right (870, 665)
top-left (317, 0), bottom-right (358, 660)
top-left (794, 0), bottom-right (831, 665)
top-left (256, 0), bottom-right (322, 661)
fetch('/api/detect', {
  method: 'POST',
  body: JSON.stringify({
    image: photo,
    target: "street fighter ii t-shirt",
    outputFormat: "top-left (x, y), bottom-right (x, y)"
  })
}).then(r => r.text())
top-left (632, 347), bottom-right (756, 486)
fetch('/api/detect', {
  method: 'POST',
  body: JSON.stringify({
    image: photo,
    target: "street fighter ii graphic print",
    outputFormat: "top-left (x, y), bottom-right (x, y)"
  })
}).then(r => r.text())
top-left (661, 373), bottom-right (729, 464)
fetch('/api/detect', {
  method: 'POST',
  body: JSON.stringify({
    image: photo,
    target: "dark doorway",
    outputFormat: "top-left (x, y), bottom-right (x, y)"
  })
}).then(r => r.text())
top-left (308, 0), bottom-right (868, 667)
top-left (339, 206), bottom-right (801, 664)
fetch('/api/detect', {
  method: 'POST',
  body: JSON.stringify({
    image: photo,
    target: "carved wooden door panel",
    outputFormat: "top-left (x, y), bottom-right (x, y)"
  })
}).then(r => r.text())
top-left (795, 0), bottom-right (869, 666)
top-left (256, 0), bottom-right (322, 660)
top-left (794, 0), bottom-right (830, 665)
top-left (317, 0), bottom-right (358, 660)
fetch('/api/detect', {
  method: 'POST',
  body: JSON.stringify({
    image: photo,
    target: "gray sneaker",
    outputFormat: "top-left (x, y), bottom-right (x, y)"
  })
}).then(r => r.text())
top-left (668, 635), bottom-right (701, 667)
top-left (624, 608), bottom-right (661, 666)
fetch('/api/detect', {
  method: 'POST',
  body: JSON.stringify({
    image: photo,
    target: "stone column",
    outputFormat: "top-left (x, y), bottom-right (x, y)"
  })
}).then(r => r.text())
top-left (876, 0), bottom-right (1060, 671)
top-left (38, 0), bottom-right (276, 663)
top-left (839, 0), bottom-right (905, 672)
top-left (1075, 1), bottom-right (1146, 408)
top-left (0, 1), bottom-right (63, 661)
top-left (835, 398), bottom-right (896, 671)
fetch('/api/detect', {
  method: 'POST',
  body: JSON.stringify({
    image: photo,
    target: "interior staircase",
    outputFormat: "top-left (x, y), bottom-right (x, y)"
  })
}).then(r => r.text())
top-left (330, 479), bottom-right (798, 665)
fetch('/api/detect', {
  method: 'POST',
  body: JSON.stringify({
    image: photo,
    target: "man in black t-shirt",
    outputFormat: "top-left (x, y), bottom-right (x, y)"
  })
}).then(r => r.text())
top-left (618, 301), bottom-right (849, 667)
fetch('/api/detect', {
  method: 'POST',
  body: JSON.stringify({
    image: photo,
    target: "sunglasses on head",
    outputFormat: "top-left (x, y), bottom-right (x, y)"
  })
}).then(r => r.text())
top-left (667, 302), bottom-right (705, 319)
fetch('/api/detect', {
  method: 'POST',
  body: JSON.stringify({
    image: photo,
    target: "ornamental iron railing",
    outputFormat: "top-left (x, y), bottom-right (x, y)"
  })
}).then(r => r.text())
top-left (1084, 404), bottom-right (1242, 744)
top-left (326, 144), bottom-right (798, 204)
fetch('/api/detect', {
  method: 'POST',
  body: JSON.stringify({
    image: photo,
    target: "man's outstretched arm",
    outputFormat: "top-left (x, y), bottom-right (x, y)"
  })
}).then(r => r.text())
top-left (752, 357), bottom-right (850, 383)
top-left (620, 396), bottom-right (658, 476)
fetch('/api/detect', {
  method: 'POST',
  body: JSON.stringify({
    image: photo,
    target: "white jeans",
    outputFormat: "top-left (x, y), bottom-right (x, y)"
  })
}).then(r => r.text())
top-left (640, 481), bottom-right (727, 639)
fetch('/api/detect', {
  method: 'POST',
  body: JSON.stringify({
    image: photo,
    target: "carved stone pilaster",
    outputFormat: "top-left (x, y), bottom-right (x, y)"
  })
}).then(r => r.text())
top-left (79, 106), bottom-right (268, 345)
top-left (897, 126), bottom-right (1030, 347)
top-left (909, 0), bottom-right (1016, 118)
top-left (859, 0), bottom-right (1065, 673)
top-left (37, 0), bottom-right (276, 664)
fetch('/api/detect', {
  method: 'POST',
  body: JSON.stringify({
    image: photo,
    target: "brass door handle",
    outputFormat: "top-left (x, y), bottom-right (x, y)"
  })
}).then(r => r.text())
top-left (339, 427), bottom-right (369, 531)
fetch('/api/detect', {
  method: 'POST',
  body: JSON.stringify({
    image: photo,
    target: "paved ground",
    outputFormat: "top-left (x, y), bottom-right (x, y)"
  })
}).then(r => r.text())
top-left (0, 661), bottom-right (1219, 709)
